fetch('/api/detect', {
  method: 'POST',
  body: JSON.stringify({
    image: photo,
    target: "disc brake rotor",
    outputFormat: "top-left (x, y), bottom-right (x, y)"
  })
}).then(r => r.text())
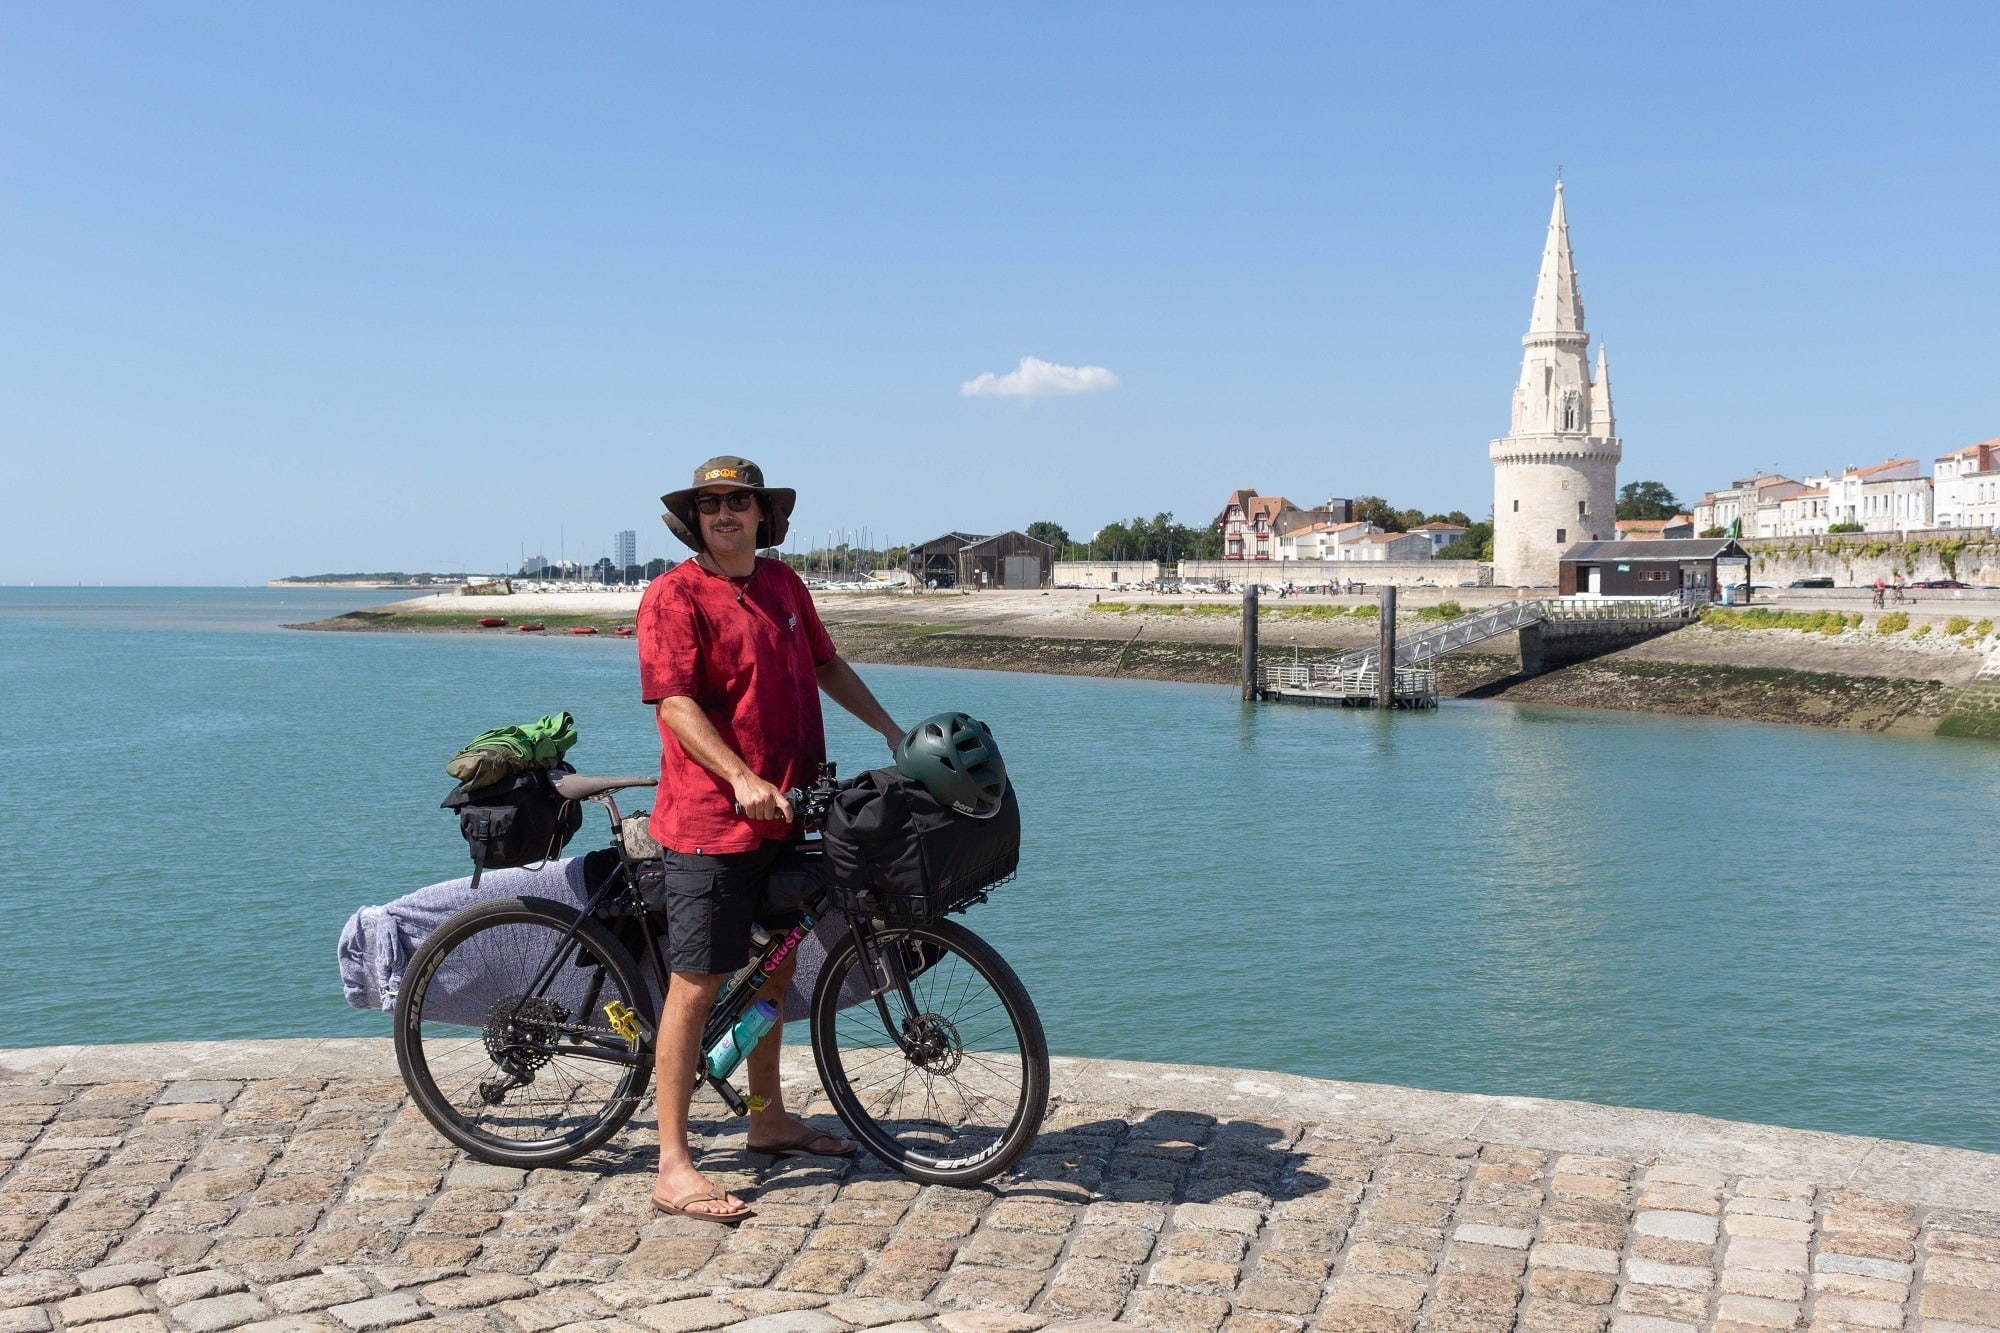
top-left (905, 1013), bottom-right (963, 1076)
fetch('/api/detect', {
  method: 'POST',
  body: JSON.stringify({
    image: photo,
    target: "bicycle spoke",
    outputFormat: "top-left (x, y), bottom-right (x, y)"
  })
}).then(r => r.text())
top-left (401, 905), bottom-right (647, 1162)
top-left (814, 920), bottom-right (1044, 1183)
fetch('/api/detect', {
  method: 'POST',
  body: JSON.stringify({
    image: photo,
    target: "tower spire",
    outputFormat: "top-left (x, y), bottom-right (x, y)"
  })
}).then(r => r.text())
top-left (1591, 342), bottom-right (1614, 438)
top-left (1528, 179), bottom-right (1585, 336)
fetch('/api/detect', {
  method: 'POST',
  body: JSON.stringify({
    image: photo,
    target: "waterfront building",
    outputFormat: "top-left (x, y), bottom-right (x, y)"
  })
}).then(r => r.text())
top-left (1407, 523), bottom-right (1467, 554)
top-left (1491, 181), bottom-right (1621, 586)
top-left (1825, 459), bottom-right (1919, 530)
top-left (1777, 489), bottom-right (1830, 537)
top-left (1216, 492), bottom-right (1293, 561)
top-left (1859, 471), bottom-right (1933, 534)
top-left (1275, 521), bottom-right (1382, 561)
top-left (613, 529), bottom-right (636, 571)
top-left (1962, 454), bottom-right (2000, 532)
top-left (1351, 531), bottom-right (1432, 561)
top-left (1215, 492), bottom-right (1354, 560)
top-left (1693, 474), bottom-right (1806, 537)
top-left (1560, 538), bottom-right (1747, 600)
top-left (1934, 439), bottom-right (1999, 529)
top-left (907, 531), bottom-right (1052, 589)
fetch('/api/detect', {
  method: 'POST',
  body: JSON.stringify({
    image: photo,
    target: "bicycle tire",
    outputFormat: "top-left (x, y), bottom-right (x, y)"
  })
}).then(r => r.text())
top-left (394, 895), bottom-right (652, 1167)
top-left (809, 917), bottom-right (1048, 1185)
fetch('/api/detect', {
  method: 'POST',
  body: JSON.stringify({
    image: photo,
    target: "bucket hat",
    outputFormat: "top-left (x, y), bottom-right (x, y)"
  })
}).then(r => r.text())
top-left (660, 456), bottom-right (796, 553)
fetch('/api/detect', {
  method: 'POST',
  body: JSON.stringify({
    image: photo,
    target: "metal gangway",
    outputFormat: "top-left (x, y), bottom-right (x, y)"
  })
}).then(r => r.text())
top-left (1256, 592), bottom-right (1702, 706)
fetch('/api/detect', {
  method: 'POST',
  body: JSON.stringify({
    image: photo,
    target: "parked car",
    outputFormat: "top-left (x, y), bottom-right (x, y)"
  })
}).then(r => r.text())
top-left (1911, 578), bottom-right (1969, 589)
top-left (1788, 576), bottom-right (1836, 589)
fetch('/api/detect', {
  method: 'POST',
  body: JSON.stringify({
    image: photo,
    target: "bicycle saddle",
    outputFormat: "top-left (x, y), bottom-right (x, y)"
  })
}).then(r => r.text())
top-left (550, 774), bottom-right (658, 800)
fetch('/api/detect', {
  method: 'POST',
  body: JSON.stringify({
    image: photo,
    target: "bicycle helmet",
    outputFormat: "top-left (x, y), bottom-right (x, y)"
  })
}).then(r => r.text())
top-left (894, 712), bottom-right (1008, 819)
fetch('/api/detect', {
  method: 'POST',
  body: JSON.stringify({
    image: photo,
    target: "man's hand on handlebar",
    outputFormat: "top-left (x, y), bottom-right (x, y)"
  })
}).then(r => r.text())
top-left (730, 772), bottom-right (793, 823)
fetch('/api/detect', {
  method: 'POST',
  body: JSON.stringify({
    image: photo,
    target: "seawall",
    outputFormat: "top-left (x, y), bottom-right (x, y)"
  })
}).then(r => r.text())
top-left (5, 1039), bottom-right (2000, 1333)
top-left (1741, 533), bottom-right (2000, 588)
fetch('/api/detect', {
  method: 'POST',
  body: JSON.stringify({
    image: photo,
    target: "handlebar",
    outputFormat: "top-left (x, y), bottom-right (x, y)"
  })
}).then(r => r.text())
top-left (731, 763), bottom-right (842, 831)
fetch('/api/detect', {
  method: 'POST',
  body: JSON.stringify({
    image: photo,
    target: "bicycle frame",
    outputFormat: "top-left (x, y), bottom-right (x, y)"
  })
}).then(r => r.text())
top-left (481, 781), bottom-right (934, 1116)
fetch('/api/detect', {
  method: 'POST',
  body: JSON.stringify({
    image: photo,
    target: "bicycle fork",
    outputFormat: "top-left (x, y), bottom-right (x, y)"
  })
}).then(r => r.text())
top-left (851, 920), bottom-right (941, 1065)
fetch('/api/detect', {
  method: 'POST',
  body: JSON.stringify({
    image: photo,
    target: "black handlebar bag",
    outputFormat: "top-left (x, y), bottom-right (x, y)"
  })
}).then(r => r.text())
top-left (820, 768), bottom-right (1020, 924)
top-left (441, 762), bottom-right (583, 870)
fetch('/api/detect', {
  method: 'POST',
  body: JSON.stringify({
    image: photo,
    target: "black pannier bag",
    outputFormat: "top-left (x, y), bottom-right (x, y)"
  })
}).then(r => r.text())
top-left (440, 762), bottom-right (583, 870)
top-left (820, 767), bottom-right (1020, 924)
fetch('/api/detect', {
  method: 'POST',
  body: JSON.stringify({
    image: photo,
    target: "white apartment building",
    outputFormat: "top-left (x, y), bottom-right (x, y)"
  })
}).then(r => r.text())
top-left (1345, 531), bottom-right (1432, 562)
top-left (1825, 459), bottom-right (1919, 529)
top-left (1777, 488), bottom-right (1830, 537)
top-left (1407, 523), bottom-right (1468, 554)
top-left (1966, 468), bottom-right (2000, 532)
top-left (1693, 474), bottom-right (1806, 536)
top-left (1858, 474), bottom-right (1933, 533)
top-left (1275, 521), bottom-right (1379, 561)
top-left (1935, 439), bottom-right (2000, 529)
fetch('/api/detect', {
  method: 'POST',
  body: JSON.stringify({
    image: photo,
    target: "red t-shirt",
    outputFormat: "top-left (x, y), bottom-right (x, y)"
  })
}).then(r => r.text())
top-left (638, 557), bottom-right (838, 854)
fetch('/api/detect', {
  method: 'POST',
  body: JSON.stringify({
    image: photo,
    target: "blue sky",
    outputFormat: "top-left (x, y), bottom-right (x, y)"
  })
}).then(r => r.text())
top-left (4, 3), bottom-right (1997, 583)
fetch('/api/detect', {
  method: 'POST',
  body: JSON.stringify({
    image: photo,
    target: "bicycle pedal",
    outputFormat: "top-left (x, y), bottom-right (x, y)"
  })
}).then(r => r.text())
top-left (603, 1001), bottom-right (641, 1042)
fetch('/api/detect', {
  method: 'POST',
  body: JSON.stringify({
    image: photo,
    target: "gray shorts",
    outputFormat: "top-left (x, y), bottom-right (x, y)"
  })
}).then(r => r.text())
top-left (652, 841), bottom-right (800, 976)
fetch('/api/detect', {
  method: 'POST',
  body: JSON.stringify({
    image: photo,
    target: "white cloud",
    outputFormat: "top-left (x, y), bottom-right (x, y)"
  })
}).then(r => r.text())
top-left (960, 355), bottom-right (1120, 398)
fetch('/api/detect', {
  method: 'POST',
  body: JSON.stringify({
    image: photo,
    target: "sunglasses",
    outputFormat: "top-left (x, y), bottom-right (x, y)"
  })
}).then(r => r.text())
top-left (694, 492), bottom-right (758, 515)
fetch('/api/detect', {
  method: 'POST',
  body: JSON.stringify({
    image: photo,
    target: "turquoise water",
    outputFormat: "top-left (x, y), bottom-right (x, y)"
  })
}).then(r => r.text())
top-left (4, 587), bottom-right (2000, 1152)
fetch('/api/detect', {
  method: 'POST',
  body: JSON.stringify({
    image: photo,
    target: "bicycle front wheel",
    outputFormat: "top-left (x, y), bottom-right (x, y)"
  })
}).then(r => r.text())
top-left (394, 895), bottom-right (652, 1167)
top-left (810, 917), bottom-right (1048, 1185)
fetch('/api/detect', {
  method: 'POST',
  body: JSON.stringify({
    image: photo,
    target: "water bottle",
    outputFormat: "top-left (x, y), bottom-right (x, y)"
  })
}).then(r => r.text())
top-left (703, 1000), bottom-right (779, 1080)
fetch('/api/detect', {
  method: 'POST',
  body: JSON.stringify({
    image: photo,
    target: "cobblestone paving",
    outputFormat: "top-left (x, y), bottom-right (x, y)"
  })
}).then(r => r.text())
top-left (5, 1043), bottom-right (2000, 1333)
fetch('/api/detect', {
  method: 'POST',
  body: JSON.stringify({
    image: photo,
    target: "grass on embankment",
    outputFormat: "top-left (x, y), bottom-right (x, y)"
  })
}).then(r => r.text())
top-left (1701, 605), bottom-right (1997, 648)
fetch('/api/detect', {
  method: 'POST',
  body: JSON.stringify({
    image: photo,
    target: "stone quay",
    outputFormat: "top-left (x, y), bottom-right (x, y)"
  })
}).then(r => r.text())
top-left (5, 1041), bottom-right (2000, 1333)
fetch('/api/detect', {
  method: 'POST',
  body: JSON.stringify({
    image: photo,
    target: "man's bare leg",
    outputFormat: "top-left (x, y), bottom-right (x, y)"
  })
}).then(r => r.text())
top-left (652, 970), bottom-right (747, 1217)
top-left (743, 949), bottom-right (853, 1155)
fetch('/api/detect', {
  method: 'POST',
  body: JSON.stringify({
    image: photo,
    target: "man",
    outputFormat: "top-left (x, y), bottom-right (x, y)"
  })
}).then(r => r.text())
top-left (639, 456), bottom-right (904, 1222)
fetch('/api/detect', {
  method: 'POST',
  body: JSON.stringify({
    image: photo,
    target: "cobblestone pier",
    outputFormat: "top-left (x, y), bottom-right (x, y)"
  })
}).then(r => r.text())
top-left (5, 1042), bottom-right (2000, 1333)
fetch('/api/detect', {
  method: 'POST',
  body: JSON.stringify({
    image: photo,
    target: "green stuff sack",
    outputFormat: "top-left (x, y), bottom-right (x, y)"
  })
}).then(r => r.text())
top-left (445, 712), bottom-right (578, 791)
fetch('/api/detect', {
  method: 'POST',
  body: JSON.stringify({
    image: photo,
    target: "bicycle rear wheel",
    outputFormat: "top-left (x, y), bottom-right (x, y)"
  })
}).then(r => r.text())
top-left (810, 917), bottom-right (1047, 1185)
top-left (394, 895), bottom-right (652, 1167)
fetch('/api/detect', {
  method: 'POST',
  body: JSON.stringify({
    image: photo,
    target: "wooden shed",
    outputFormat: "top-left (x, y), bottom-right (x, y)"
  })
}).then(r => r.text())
top-left (908, 532), bottom-right (987, 588)
top-left (907, 531), bottom-right (1054, 590)
top-left (1559, 538), bottom-right (1748, 600)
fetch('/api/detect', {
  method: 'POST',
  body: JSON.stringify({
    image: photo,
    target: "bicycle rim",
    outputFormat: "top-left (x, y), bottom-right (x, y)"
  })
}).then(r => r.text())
top-left (811, 918), bottom-right (1048, 1185)
top-left (395, 898), bottom-right (650, 1167)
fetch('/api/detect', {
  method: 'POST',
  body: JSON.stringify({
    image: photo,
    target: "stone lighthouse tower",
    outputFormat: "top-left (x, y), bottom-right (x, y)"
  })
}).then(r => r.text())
top-left (1491, 180), bottom-right (1620, 587)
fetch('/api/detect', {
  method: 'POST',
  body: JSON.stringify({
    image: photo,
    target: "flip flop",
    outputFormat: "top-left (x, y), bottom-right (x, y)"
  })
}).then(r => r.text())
top-left (746, 1128), bottom-right (858, 1159)
top-left (652, 1189), bottom-right (754, 1224)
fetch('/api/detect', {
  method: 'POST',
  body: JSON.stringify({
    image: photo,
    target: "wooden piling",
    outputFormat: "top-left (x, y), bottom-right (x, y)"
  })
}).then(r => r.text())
top-left (1377, 585), bottom-right (1396, 708)
top-left (1241, 585), bottom-right (1259, 701)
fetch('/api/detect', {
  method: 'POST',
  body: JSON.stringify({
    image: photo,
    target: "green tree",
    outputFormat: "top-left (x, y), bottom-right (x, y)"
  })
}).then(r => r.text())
top-left (1436, 521), bottom-right (1494, 560)
top-left (1025, 520), bottom-right (1071, 550)
top-left (1352, 496), bottom-right (1407, 531)
top-left (1617, 481), bottom-right (1682, 521)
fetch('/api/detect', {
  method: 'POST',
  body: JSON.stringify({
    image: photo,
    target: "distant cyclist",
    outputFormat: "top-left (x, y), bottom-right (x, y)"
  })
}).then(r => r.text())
top-left (640, 456), bottom-right (905, 1222)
